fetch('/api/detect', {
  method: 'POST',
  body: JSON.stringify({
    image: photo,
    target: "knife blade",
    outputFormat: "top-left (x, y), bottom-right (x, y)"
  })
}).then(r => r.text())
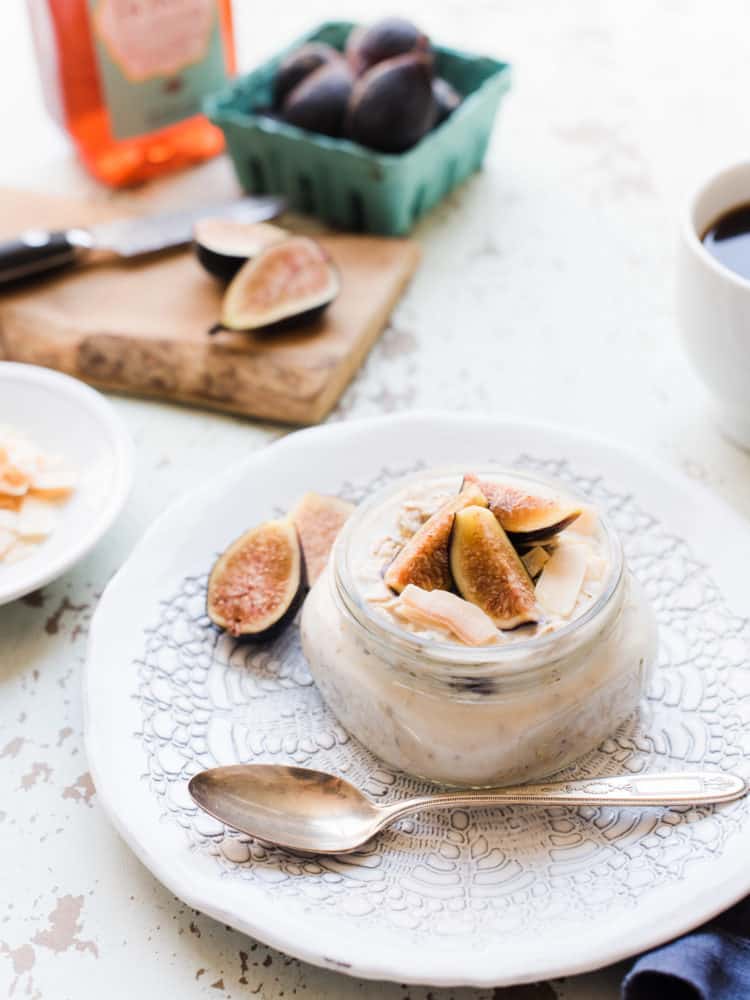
top-left (0, 194), bottom-right (285, 286)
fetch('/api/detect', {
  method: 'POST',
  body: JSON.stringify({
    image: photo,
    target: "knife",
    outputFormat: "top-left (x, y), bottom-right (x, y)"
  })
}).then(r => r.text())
top-left (0, 194), bottom-right (285, 286)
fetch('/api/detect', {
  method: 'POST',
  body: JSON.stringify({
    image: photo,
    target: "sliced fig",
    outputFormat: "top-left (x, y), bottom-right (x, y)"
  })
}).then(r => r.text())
top-left (346, 53), bottom-right (437, 153)
top-left (274, 42), bottom-right (343, 108)
top-left (432, 77), bottom-right (462, 125)
top-left (463, 473), bottom-right (582, 542)
top-left (398, 584), bottom-right (497, 646)
top-left (346, 17), bottom-right (430, 76)
top-left (219, 236), bottom-right (339, 332)
top-left (207, 517), bottom-right (304, 638)
top-left (194, 219), bottom-right (288, 281)
top-left (450, 505), bottom-right (538, 630)
top-left (291, 491), bottom-right (354, 585)
top-left (383, 484), bottom-right (487, 593)
top-left (282, 61), bottom-right (354, 138)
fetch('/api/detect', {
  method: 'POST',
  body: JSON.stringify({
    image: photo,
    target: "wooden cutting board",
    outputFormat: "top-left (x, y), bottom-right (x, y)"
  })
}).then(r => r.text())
top-left (0, 189), bottom-right (420, 425)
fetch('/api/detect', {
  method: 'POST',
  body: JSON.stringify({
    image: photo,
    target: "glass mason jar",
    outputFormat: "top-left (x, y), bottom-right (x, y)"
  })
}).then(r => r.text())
top-left (301, 468), bottom-right (658, 787)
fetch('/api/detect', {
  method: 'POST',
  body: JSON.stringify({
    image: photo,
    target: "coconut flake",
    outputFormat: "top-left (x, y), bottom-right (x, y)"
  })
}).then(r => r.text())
top-left (18, 497), bottom-right (58, 541)
top-left (535, 542), bottom-right (588, 617)
top-left (568, 505), bottom-right (599, 537)
top-left (0, 526), bottom-right (16, 558)
top-left (522, 546), bottom-right (550, 579)
top-left (30, 455), bottom-right (77, 497)
top-left (399, 584), bottom-right (498, 646)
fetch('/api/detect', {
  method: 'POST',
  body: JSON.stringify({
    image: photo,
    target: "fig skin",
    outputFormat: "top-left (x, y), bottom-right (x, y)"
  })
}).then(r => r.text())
top-left (194, 219), bottom-right (288, 282)
top-left (346, 53), bottom-right (437, 154)
top-left (207, 517), bottom-right (305, 639)
top-left (274, 42), bottom-right (343, 109)
top-left (346, 17), bottom-right (430, 77)
top-left (282, 61), bottom-right (354, 138)
top-left (219, 236), bottom-right (339, 332)
top-left (432, 77), bottom-right (462, 125)
top-left (384, 484), bottom-right (488, 594)
top-left (462, 473), bottom-right (582, 542)
top-left (291, 491), bottom-right (355, 584)
top-left (450, 505), bottom-right (538, 630)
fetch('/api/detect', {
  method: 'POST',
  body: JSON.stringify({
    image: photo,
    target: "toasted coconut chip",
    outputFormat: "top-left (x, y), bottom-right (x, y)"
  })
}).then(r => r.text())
top-left (535, 542), bottom-right (588, 617)
top-left (522, 546), bottom-right (550, 579)
top-left (0, 526), bottom-right (16, 558)
top-left (18, 497), bottom-right (58, 541)
top-left (30, 456), bottom-right (77, 497)
top-left (568, 505), bottom-right (599, 537)
top-left (399, 584), bottom-right (498, 646)
top-left (0, 494), bottom-right (23, 512)
top-left (0, 463), bottom-right (30, 497)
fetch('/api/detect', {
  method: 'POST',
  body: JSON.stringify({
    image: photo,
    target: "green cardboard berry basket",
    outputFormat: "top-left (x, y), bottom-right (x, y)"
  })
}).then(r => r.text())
top-left (204, 21), bottom-right (511, 235)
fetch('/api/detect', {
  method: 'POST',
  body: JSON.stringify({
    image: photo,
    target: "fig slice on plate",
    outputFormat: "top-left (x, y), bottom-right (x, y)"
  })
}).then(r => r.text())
top-left (462, 473), bottom-right (581, 542)
top-left (291, 491), bottom-right (355, 585)
top-left (207, 517), bottom-right (304, 638)
top-left (398, 584), bottom-right (497, 646)
top-left (534, 542), bottom-right (588, 618)
top-left (450, 505), bottom-right (538, 630)
top-left (194, 218), bottom-right (288, 281)
top-left (384, 483), bottom-right (488, 594)
top-left (219, 236), bottom-right (339, 332)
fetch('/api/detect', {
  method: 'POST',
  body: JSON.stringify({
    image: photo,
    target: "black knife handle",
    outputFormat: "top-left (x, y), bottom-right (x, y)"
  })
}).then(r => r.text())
top-left (0, 228), bottom-right (92, 285)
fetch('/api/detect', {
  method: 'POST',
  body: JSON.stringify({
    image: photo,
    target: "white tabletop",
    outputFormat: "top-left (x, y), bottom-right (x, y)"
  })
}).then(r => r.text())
top-left (2, 2), bottom-right (749, 998)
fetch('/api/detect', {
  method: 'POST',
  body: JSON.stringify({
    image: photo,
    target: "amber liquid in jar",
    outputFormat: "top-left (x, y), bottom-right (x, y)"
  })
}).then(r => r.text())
top-left (28, 0), bottom-right (235, 187)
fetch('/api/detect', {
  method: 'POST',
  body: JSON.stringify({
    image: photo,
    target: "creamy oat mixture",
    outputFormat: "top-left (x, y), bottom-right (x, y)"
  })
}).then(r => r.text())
top-left (350, 474), bottom-right (610, 645)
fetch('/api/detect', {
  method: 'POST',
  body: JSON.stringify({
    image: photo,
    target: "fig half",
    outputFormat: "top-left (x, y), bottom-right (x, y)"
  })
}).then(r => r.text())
top-left (220, 236), bottom-right (339, 332)
top-left (207, 517), bottom-right (304, 638)
top-left (450, 505), bottom-right (538, 630)
top-left (463, 473), bottom-right (582, 542)
top-left (291, 491), bottom-right (354, 584)
top-left (384, 483), bottom-right (487, 594)
top-left (194, 219), bottom-right (288, 281)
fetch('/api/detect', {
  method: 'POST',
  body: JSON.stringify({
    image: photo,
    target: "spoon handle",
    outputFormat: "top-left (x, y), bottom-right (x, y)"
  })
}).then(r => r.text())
top-left (382, 770), bottom-right (746, 822)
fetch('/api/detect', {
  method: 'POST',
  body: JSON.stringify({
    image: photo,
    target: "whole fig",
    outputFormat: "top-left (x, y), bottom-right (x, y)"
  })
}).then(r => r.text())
top-left (346, 17), bottom-right (430, 76)
top-left (282, 61), bottom-right (354, 138)
top-left (273, 42), bottom-right (342, 109)
top-left (346, 53), bottom-right (436, 153)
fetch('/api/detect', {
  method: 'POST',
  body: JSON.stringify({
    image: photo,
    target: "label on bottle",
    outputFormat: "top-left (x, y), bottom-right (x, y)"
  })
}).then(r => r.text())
top-left (87, 0), bottom-right (228, 140)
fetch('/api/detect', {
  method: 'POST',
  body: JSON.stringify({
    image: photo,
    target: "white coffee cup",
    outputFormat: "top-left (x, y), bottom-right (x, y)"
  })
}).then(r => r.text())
top-left (677, 160), bottom-right (750, 448)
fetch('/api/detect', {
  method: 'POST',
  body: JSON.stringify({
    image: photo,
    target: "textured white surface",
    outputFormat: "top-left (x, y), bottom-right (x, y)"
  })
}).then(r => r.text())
top-left (2, 1), bottom-right (750, 998)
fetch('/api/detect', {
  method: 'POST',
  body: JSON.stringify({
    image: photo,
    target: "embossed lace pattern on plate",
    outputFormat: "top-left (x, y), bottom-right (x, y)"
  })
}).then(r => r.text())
top-left (135, 457), bottom-right (750, 943)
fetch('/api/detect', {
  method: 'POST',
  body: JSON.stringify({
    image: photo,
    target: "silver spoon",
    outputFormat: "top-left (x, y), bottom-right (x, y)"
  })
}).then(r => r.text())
top-left (188, 765), bottom-right (747, 855)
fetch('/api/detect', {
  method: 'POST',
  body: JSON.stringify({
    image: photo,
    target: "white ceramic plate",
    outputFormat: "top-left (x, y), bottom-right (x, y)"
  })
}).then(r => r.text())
top-left (0, 362), bottom-right (133, 605)
top-left (85, 413), bottom-right (750, 988)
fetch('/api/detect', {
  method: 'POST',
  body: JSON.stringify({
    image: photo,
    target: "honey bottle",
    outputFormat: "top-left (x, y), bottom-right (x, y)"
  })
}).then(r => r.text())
top-left (28, 0), bottom-right (236, 186)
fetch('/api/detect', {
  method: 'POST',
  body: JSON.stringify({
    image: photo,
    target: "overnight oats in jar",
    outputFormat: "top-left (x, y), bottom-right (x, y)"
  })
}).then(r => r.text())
top-left (301, 467), bottom-right (658, 787)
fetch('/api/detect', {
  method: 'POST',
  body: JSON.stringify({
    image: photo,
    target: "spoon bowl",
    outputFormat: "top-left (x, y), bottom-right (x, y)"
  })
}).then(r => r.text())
top-left (188, 764), bottom-right (747, 856)
top-left (189, 765), bottom-right (385, 854)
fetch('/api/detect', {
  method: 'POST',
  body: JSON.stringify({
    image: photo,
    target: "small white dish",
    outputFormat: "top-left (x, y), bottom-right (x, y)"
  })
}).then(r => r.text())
top-left (0, 362), bottom-right (133, 605)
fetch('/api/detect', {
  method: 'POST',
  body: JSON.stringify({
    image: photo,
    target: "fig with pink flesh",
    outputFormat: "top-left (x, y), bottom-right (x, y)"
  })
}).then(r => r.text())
top-left (194, 218), bottom-right (288, 281)
top-left (219, 236), bottom-right (339, 332)
top-left (450, 505), bottom-right (538, 630)
top-left (462, 473), bottom-right (581, 542)
top-left (207, 517), bottom-right (304, 638)
top-left (291, 491), bottom-right (355, 584)
top-left (346, 18), bottom-right (430, 77)
top-left (383, 483), bottom-right (487, 594)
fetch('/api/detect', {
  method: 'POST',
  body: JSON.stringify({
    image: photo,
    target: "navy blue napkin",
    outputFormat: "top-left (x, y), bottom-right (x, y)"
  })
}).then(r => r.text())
top-left (622, 898), bottom-right (750, 1000)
